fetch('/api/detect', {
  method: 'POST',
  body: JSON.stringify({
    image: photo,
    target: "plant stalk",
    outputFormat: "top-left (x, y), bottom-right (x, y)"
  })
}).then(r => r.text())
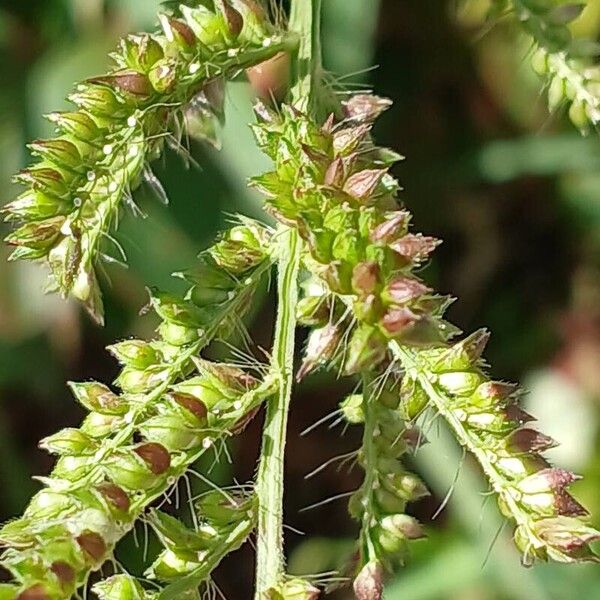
top-left (254, 227), bottom-right (301, 596)
top-left (254, 0), bottom-right (322, 596)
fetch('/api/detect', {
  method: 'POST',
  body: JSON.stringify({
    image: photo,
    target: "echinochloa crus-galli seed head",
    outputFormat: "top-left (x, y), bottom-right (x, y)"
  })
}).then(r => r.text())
top-left (1, 1), bottom-right (598, 599)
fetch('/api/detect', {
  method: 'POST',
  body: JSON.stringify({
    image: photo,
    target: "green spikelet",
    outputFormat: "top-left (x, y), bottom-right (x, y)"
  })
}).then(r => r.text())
top-left (145, 494), bottom-right (256, 598)
top-left (346, 372), bottom-right (428, 579)
top-left (3, 1), bottom-right (295, 324)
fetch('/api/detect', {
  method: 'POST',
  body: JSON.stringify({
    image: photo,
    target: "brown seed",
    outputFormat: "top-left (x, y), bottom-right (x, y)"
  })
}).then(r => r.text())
top-left (370, 211), bottom-right (411, 244)
top-left (89, 73), bottom-right (152, 96)
top-left (504, 405), bottom-right (536, 425)
top-left (390, 233), bottom-right (440, 261)
top-left (381, 307), bottom-right (420, 336)
top-left (333, 124), bottom-right (371, 155)
top-left (246, 52), bottom-right (290, 102)
top-left (16, 167), bottom-right (63, 185)
top-left (509, 429), bottom-right (558, 453)
top-left (385, 514), bottom-right (426, 540)
top-left (171, 392), bottom-right (208, 423)
top-left (134, 442), bottom-right (171, 475)
top-left (476, 381), bottom-right (518, 403)
top-left (112, 73), bottom-right (152, 96)
top-left (169, 18), bottom-right (196, 46)
top-left (76, 531), bottom-right (107, 562)
top-left (537, 520), bottom-right (600, 551)
top-left (220, 1), bottom-right (244, 37)
top-left (352, 261), bottom-right (380, 295)
top-left (324, 157), bottom-right (344, 187)
top-left (556, 491), bottom-right (588, 517)
top-left (342, 94), bottom-right (393, 122)
top-left (321, 113), bottom-right (335, 134)
top-left (402, 427), bottom-right (427, 450)
top-left (50, 561), bottom-right (76, 585)
top-left (96, 482), bottom-right (131, 512)
top-left (297, 324), bottom-right (342, 380)
top-left (17, 585), bottom-right (51, 600)
top-left (343, 168), bottom-right (386, 200)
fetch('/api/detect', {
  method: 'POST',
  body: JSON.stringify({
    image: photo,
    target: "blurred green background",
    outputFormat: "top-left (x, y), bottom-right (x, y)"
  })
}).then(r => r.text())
top-left (0, 0), bottom-right (599, 598)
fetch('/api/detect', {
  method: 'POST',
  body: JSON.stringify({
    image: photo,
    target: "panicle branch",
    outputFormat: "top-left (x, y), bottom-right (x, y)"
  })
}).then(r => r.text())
top-left (393, 337), bottom-right (600, 565)
top-left (0, 221), bottom-right (278, 600)
top-left (494, 0), bottom-right (600, 131)
top-left (3, 0), bottom-right (296, 323)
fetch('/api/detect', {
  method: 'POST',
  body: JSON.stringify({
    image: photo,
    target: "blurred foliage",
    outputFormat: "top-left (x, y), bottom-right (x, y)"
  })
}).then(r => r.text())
top-left (0, 0), bottom-right (599, 598)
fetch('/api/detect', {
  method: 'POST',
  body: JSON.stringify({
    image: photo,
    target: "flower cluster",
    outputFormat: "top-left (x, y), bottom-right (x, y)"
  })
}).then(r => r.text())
top-left (0, 221), bottom-right (278, 600)
top-left (249, 98), bottom-right (449, 593)
top-left (392, 332), bottom-right (600, 565)
top-left (494, 0), bottom-right (600, 130)
top-left (251, 97), bottom-right (458, 379)
top-left (3, 0), bottom-right (294, 323)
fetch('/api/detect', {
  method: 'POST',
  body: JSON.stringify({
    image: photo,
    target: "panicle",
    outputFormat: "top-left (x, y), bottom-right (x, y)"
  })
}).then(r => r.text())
top-left (491, 1), bottom-right (600, 131)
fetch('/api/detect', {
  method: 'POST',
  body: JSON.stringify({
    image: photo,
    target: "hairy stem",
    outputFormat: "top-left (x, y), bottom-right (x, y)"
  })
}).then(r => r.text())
top-left (254, 2), bottom-right (322, 594)
top-left (290, 0), bottom-right (322, 111)
top-left (255, 227), bottom-right (301, 595)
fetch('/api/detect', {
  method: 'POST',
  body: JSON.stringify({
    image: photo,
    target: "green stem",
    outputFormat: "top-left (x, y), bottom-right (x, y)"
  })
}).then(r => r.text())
top-left (254, 2), bottom-right (322, 594)
top-left (255, 227), bottom-right (301, 596)
top-left (290, 0), bottom-right (323, 110)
